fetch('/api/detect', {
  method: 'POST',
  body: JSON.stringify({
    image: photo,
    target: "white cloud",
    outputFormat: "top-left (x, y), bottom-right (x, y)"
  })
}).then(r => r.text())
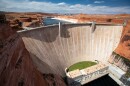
top-left (57, 2), bottom-right (66, 5)
top-left (0, 0), bottom-right (130, 14)
top-left (94, 1), bottom-right (104, 4)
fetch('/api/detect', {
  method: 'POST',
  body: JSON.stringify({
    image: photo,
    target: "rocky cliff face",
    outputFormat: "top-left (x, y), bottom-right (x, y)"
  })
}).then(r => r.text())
top-left (0, 23), bottom-right (66, 86)
top-left (115, 20), bottom-right (130, 60)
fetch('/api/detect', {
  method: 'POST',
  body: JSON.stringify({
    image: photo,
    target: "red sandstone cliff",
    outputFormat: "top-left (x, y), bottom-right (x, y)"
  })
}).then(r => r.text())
top-left (0, 24), bottom-right (48, 86)
top-left (0, 20), bottom-right (66, 86)
top-left (115, 20), bottom-right (130, 60)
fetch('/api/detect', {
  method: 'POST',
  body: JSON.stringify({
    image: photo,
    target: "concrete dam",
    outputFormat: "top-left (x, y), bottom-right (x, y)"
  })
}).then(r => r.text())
top-left (18, 23), bottom-right (123, 77)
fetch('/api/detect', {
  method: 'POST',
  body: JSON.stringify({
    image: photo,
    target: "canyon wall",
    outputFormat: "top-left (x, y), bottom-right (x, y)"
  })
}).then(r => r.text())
top-left (0, 24), bottom-right (66, 86)
top-left (19, 23), bottom-right (123, 76)
top-left (0, 24), bottom-right (48, 86)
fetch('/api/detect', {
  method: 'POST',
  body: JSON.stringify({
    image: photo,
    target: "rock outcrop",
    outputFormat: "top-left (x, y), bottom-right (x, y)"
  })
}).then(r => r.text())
top-left (0, 24), bottom-right (48, 86)
top-left (115, 20), bottom-right (130, 60)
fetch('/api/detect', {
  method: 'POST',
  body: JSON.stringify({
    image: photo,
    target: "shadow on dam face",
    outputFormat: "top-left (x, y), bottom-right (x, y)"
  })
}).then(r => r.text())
top-left (18, 23), bottom-right (123, 76)
top-left (21, 25), bottom-right (71, 43)
top-left (30, 52), bottom-right (55, 74)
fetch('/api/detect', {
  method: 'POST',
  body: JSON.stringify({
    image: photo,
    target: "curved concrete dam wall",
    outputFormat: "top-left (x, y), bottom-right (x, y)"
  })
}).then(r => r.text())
top-left (18, 23), bottom-right (123, 76)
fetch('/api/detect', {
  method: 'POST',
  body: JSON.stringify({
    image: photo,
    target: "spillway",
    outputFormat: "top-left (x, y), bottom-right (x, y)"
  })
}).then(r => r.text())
top-left (18, 23), bottom-right (123, 76)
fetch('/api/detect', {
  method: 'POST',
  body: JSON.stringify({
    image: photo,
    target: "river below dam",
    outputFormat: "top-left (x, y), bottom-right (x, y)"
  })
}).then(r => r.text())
top-left (83, 75), bottom-right (119, 86)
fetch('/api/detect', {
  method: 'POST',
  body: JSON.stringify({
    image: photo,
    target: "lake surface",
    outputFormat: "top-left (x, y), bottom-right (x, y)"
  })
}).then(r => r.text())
top-left (43, 18), bottom-right (70, 26)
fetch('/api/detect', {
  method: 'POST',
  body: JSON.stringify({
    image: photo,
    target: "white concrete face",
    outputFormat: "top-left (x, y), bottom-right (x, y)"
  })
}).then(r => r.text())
top-left (19, 24), bottom-right (123, 76)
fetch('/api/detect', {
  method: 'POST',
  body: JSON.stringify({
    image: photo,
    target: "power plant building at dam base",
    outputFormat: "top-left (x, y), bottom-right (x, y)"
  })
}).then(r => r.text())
top-left (18, 23), bottom-right (128, 85)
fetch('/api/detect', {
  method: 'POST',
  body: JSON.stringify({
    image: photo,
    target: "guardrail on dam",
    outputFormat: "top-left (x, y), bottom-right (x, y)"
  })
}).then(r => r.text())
top-left (18, 23), bottom-right (123, 76)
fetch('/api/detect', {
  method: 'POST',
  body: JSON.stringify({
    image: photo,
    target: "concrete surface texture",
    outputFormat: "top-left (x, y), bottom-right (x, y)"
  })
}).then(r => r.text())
top-left (19, 23), bottom-right (123, 76)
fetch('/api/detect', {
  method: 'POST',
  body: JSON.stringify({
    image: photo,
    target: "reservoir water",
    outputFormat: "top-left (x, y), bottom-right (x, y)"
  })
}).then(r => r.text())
top-left (43, 18), bottom-right (70, 26)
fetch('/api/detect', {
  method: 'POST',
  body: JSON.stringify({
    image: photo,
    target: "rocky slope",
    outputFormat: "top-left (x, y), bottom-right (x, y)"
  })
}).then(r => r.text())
top-left (115, 20), bottom-right (130, 60)
top-left (0, 22), bottom-right (66, 86)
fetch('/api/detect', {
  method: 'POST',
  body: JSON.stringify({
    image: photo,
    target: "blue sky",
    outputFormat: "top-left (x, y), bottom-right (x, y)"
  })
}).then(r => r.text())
top-left (0, 0), bottom-right (130, 14)
top-left (37, 0), bottom-right (130, 7)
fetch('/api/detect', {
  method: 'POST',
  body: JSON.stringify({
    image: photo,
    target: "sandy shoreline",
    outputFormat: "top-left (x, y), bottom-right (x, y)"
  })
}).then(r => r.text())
top-left (51, 17), bottom-right (78, 23)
